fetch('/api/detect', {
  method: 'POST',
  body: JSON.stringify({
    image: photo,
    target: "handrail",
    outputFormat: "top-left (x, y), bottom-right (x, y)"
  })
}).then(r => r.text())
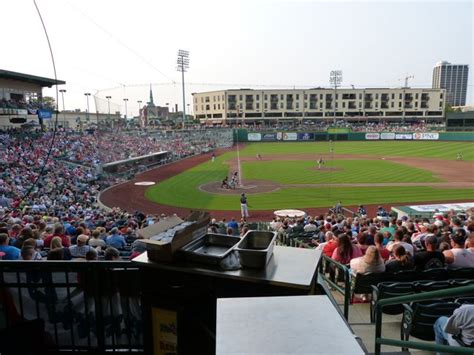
top-left (318, 254), bottom-right (351, 320)
top-left (374, 284), bottom-right (474, 355)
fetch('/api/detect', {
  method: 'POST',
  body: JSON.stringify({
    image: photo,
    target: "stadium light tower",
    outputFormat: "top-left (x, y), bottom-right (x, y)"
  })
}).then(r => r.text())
top-left (329, 70), bottom-right (343, 125)
top-left (84, 93), bottom-right (91, 121)
top-left (106, 96), bottom-right (112, 121)
top-left (59, 89), bottom-right (66, 111)
top-left (59, 89), bottom-right (66, 122)
top-left (123, 98), bottom-right (129, 120)
top-left (137, 100), bottom-right (142, 116)
top-left (177, 49), bottom-right (189, 127)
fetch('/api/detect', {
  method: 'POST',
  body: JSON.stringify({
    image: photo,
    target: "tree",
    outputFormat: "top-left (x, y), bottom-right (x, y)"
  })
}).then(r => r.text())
top-left (444, 104), bottom-right (454, 114)
top-left (29, 96), bottom-right (56, 110)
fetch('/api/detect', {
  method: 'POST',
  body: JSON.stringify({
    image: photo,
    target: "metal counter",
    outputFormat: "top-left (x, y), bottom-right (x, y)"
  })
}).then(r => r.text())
top-left (132, 246), bottom-right (321, 291)
top-left (216, 295), bottom-right (365, 355)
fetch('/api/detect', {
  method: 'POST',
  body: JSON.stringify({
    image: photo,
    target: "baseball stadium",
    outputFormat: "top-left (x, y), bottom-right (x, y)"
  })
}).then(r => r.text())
top-left (2, 0), bottom-right (474, 353)
top-left (2, 70), bottom-right (474, 355)
top-left (101, 132), bottom-right (474, 220)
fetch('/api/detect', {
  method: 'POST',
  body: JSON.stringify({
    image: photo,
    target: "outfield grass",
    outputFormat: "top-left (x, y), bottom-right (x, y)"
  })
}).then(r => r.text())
top-left (240, 141), bottom-right (474, 160)
top-left (242, 160), bottom-right (440, 184)
top-left (145, 141), bottom-right (474, 211)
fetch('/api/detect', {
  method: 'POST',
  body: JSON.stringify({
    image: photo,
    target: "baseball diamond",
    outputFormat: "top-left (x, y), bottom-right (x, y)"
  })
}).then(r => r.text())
top-left (100, 141), bottom-right (474, 220)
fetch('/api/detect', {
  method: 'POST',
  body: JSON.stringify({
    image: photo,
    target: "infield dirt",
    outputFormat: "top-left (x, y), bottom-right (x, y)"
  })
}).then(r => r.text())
top-left (100, 149), bottom-right (474, 221)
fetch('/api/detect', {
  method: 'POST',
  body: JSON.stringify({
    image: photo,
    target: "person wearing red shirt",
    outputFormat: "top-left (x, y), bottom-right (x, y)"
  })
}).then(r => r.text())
top-left (322, 232), bottom-right (338, 257)
top-left (43, 224), bottom-right (70, 248)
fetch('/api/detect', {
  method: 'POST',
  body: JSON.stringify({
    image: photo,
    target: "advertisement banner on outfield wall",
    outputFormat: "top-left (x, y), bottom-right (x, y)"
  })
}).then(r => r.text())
top-left (395, 134), bottom-right (413, 140)
top-left (282, 132), bottom-right (297, 141)
top-left (247, 133), bottom-right (261, 141)
top-left (297, 132), bottom-right (315, 141)
top-left (261, 133), bottom-right (277, 141)
top-left (413, 132), bottom-right (439, 140)
top-left (380, 133), bottom-right (395, 140)
top-left (365, 133), bottom-right (380, 140)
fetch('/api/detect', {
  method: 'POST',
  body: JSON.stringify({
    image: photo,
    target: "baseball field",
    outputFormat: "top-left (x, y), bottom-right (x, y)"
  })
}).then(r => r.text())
top-left (140, 141), bottom-right (474, 213)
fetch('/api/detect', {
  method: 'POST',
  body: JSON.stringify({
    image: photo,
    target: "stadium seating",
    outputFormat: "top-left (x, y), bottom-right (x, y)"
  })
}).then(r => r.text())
top-left (401, 302), bottom-right (460, 346)
top-left (370, 279), bottom-right (474, 322)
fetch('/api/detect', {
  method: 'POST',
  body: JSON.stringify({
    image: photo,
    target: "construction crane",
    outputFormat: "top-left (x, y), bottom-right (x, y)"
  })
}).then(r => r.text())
top-left (399, 74), bottom-right (414, 88)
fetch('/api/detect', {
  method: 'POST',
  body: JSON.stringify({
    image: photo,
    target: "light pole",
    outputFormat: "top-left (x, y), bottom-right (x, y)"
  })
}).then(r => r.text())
top-left (59, 89), bottom-right (66, 124)
top-left (177, 49), bottom-right (190, 127)
top-left (59, 89), bottom-right (66, 111)
top-left (137, 100), bottom-right (142, 115)
top-left (105, 95), bottom-right (112, 127)
top-left (329, 70), bottom-right (343, 125)
top-left (84, 93), bottom-right (91, 122)
top-left (123, 98), bottom-right (128, 120)
top-left (137, 100), bottom-right (143, 127)
top-left (106, 95), bottom-right (112, 118)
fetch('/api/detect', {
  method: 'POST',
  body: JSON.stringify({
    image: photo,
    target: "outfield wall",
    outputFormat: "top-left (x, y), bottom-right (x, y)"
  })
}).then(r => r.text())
top-left (233, 129), bottom-right (474, 142)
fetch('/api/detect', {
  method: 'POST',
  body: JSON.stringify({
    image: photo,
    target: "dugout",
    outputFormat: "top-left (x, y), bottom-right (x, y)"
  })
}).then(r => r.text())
top-left (391, 202), bottom-right (474, 220)
top-left (101, 151), bottom-right (169, 174)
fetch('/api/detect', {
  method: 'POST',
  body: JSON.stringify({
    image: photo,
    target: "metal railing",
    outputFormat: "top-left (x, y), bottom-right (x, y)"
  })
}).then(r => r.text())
top-left (374, 285), bottom-right (474, 355)
top-left (0, 260), bottom-right (143, 353)
top-left (318, 254), bottom-right (351, 320)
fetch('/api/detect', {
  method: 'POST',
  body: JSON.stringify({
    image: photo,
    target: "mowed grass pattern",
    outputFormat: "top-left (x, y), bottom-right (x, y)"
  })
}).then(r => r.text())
top-left (242, 160), bottom-right (440, 184)
top-left (146, 142), bottom-right (474, 210)
top-left (240, 141), bottom-right (474, 160)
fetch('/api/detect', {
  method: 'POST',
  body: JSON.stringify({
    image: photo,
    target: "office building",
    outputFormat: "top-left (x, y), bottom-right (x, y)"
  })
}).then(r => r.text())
top-left (432, 61), bottom-right (469, 106)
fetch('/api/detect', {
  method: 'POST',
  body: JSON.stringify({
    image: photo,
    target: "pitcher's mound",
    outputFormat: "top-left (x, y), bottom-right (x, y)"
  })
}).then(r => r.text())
top-left (199, 180), bottom-right (280, 195)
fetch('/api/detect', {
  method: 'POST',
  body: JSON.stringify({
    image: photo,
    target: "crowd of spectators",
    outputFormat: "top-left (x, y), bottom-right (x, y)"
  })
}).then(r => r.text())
top-left (45, 129), bottom-right (233, 166)
top-left (269, 208), bottom-right (474, 288)
top-left (231, 120), bottom-right (445, 132)
top-left (0, 127), bottom-right (234, 262)
top-left (0, 97), bottom-right (54, 111)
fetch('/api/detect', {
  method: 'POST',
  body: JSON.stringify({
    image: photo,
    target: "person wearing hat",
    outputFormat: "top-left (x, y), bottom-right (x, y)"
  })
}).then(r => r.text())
top-left (69, 234), bottom-right (93, 258)
top-left (443, 230), bottom-right (474, 269)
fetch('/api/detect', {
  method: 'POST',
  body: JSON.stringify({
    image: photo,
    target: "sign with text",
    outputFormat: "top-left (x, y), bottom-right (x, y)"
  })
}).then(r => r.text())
top-left (409, 202), bottom-right (474, 212)
top-left (365, 133), bottom-right (380, 140)
top-left (297, 132), bottom-right (315, 141)
top-left (261, 133), bottom-right (277, 141)
top-left (152, 307), bottom-right (178, 355)
top-left (413, 132), bottom-right (439, 140)
top-left (380, 132), bottom-right (395, 140)
top-left (282, 132), bottom-right (297, 141)
top-left (247, 133), bottom-right (261, 141)
top-left (37, 109), bottom-right (53, 120)
top-left (395, 133), bottom-right (413, 140)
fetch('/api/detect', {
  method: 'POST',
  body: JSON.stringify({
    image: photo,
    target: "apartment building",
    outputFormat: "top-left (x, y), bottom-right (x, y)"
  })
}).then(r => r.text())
top-left (192, 88), bottom-right (446, 124)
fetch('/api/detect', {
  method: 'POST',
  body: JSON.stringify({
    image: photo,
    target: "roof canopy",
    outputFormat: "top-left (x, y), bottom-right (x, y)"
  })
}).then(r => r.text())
top-left (0, 69), bottom-right (65, 87)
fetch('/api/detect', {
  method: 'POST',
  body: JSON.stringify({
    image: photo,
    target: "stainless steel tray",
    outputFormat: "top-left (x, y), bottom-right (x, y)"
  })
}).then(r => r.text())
top-left (235, 230), bottom-right (277, 268)
top-left (180, 233), bottom-right (241, 265)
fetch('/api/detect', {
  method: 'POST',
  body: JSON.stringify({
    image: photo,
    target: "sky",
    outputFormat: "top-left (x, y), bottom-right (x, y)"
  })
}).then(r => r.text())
top-left (1, 0), bottom-right (473, 117)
